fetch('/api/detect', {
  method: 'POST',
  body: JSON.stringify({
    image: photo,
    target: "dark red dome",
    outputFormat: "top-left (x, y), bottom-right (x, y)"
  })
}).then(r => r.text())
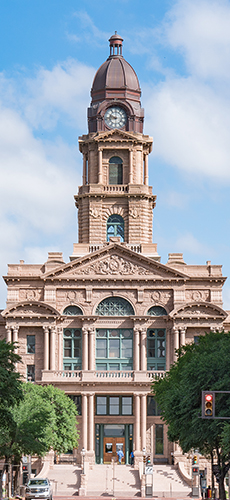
top-left (92, 57), bottom-right (140, 94)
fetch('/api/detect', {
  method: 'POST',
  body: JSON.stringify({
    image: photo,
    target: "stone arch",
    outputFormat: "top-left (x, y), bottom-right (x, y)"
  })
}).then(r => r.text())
top-left (103, 205), bottom-right (128, 222)
top-left (169, 302), bottom-right (227, 319)
top-left (62, 305), bottom-right (83, 316)
top-left (147, 305), bottom-right (168, 316)
top-left (2, 301), bottom-right (60, 319)
top-left (94, 295), bottom-right (135, 316)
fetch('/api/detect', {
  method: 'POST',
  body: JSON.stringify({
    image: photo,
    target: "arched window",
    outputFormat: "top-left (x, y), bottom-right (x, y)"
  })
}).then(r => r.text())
top-left (107, 214), bottom-right (124, 242)
top-left (63, 305), bottom-right (83, 316)
top-left (147, 306), bottom-right (167, 316)
top-left (109, 156), bottom-right (123, 184)
top-left (95, 297), bottom-right (134, 316)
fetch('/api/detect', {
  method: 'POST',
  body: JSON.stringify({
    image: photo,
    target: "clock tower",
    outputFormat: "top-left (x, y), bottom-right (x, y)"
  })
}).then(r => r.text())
top-left (74, 33), bottom-right (159, 259)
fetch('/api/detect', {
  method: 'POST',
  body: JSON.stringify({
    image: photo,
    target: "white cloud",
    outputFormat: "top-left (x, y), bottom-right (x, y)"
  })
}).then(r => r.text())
top-left (175, 232), bottom-right (210, 255)
top-left (165, 0), bottom-right (230, 81)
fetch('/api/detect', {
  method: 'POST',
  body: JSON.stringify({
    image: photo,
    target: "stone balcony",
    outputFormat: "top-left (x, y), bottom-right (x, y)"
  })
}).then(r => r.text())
top-left (40, 369), bottom-right (166, 384)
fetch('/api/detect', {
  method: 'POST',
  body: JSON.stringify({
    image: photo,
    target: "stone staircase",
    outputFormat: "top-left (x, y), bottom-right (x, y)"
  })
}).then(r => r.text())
top-left (86, 464), bottom-right (141, 497)
top-left (47, 464), bottom-right (81, 496)
top-left (152, 464), bottom-right (191, 497)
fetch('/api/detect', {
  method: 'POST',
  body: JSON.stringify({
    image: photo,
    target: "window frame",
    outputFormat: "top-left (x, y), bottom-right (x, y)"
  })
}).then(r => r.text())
top-left (96, 329), bottom-right (133, 371)
top-left (106, 214), bottom-right (124, 242)
top-left (147, 329), bottom-right (166, 371)
top-left (96, 395), bottom-right (133, 416)
top-left (63, 328), bottom-right (82, 370)
top-left (109, 156), bottom-right (123, 185)
top-left (27, 335), bottom-right (35, 354)
top-left (27, 364), bottom-right (35, 382)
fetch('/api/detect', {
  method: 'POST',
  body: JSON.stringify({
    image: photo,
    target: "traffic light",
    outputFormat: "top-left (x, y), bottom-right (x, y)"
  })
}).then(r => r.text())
top-left (143, 455), bottom-right (146, 464)
top-left (22, 465), bottom-right (28, 472)
top-left (147, 455), bottom-right (151, 464)
top-left (202, 391), bottom-right (215, 418)
top-left (193, 455), bottom-right (198, 465)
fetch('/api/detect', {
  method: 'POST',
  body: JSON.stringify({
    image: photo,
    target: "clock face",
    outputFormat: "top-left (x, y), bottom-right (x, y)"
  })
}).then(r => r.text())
top-left (104, 106), bottom-right (127, 129)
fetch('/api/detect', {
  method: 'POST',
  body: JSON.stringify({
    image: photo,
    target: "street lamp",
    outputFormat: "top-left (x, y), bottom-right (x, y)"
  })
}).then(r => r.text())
top-left (142, 447), bottom-right (146, 475)
top-left (81, 447), bottom-right (86, 475)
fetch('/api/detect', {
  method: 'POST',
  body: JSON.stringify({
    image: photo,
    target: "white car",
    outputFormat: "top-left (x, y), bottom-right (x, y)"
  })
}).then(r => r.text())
top-left (25, 478), bottom-right (52, 500)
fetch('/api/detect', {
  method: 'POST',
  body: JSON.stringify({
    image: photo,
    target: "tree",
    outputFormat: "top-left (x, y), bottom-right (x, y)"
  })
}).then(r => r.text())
top-left (0, 339), bottom-right (23, 422)
top-left (0, 382), bottom-right (79, 493)
top-left (152, 331), bottom-right (230, 500)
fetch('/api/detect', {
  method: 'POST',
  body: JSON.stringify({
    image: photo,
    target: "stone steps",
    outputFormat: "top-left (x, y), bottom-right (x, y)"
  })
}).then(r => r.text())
top-left (47, 464), bottom-right (81, 496)
top-left (87, 464), bottom-right (141, 497)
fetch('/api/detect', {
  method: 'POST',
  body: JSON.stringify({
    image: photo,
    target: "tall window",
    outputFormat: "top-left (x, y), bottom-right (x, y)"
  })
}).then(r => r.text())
top-left (96, 329), bottom-right (133, 370)
top-left (107, 214), bottom-right (124, 242)
top-left (155, 424), bottom-right (164, 454)
top-left (27, 365), bottom-right (35, 382)
top-left (109, 156), bottom-right (123, 184)
top-left (27, 335), bottom-right (35, 353)
top-left (147, 329), bottom-right (166, 371)
top-left (63, 328), bottom-right (82, 370)
top-left (147, 396), bottom-right (161, 416)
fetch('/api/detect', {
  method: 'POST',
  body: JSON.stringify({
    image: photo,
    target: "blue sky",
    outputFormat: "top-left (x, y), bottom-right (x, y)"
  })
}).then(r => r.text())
top-left (0, 0), bottom-right (230, 310)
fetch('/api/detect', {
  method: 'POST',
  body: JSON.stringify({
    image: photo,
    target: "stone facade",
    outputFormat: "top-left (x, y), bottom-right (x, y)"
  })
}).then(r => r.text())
top-left (0, 33), bottom-right (230, 469)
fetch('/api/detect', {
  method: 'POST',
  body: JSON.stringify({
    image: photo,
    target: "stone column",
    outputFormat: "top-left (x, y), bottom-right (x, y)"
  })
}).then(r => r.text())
top-left (57, 327), bottom-right (62, 371)
top-left (140, 394), bottom-right (147, 449)
top-left (88, 393), bottom-right (94, 451)
top-left (180, 328), bottom-right (186, 347)
top-left (140, 329), bottom-right (147, 371)
top-left (43, 326), bottom-right (49, 370)
top-left (134, 328), bottom-right (140, 371)
top-left (134, 394), bottom-right (141, 451)
top-left (12, 325), bottom-right (19, 344)
top-left (50, 327), bottom-right (56, 371)
top-left (98, 149), bottom-right (103, 184)
top-left (173, 327), bottom-right (179, 362)
top-left (144, 154), bottom-right (149, 186)
top-left (82, 328), bottom-right (88, 371)
top-left (5, 325), bottom-right (12, 343)
top-left (88, 328), bottom-right (95, 371)
top-left (82, 394), bottom-right (88, 450)
top-left (129, 149), bottom-right (133, 184)
top-left (83, 154), bottom-right (87, 185)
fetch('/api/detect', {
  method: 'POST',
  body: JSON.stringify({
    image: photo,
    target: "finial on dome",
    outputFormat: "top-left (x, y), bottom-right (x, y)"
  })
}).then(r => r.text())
top-left (109, 32), bottom-right (123, 57)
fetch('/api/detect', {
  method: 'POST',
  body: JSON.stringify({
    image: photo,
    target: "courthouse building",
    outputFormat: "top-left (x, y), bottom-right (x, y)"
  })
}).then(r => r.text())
top-left (0, 33), bottom-right (230, 467)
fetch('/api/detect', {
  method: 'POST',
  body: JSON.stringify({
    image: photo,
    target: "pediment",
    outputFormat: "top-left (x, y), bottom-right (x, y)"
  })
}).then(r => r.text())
top-left (170, 302), bottom-right (227, 320)
top-left (2, 301), bottom-right (60, 319)
top-left (43, 244), bottom-right (189, 280)
top-left (94, 129), bottom-right (152, 146)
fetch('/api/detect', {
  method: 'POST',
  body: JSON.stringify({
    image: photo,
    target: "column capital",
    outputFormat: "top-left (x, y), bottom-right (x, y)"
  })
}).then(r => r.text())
top-left (172, 326), bottom-right (179, 334)
top-left (57, 326), bottom-right (62, 335)
top-left (50, 325), bottom-right (57, 333)
top-left (12, 325), bottom-right (19, 333)
top-left (179, 327), bottom-right (187, 334)
top-left (43, 325), bottom-right (50, 333)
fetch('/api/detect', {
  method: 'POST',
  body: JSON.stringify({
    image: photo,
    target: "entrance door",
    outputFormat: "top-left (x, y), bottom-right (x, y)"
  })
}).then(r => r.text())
top-left (103, 437), bottom-right (125, 464)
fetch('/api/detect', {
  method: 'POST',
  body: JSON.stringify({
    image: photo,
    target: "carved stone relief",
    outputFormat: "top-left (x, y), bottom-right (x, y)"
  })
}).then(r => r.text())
top-left (185, 290), bottom-right (210, 302)
top-left (76, 255), bottom-right (153, 276)
top-left (20, 289), bottom-right (43, 301)
top-left (89, 207), bottom-right (101, 219)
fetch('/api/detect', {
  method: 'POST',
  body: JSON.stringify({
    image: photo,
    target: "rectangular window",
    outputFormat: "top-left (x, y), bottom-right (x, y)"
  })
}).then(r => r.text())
top-left (194, 336), bottom-right (200, 344)
top-left (147, 329), bottom-right (166, 371)
top-left (63, 329), bottom-right (82, 370)
top-left (96, 396), bottom-right (133, 415)
top-left (122, 397), bottom-right (132, 415)
top-left (27, 365), bottom-right (35, 382)
top-left (96, 329), bottom-right (133, 371)
top-left (155, 424), bottom-right (164, 455)
top-left (68, 395), bottom-right (82, 415)
top-left (147, 396), bottom-right (161, 416)
top-left (109, 397), bottom-right (120, 415)
top-left (27, 335), bottom-right (35, 354)
top-left (97, 396), bottom-right (107, 415)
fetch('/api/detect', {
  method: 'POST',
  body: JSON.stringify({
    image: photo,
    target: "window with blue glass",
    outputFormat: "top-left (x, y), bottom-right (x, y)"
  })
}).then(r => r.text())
top-left (107, 214), bottom-right (124, 242)
top-left (109, 156), bottom-right (123, 184)
top-left (147, 329), bottom-right (166, 371)
top-left (63, 305), bottom-right (83, 315)
top-left (63, 328), bottom-right (82, 370)
top-left (96, 395), bottom-right (132, 415)
top-left (96, 329), bottom-right (133, 370)
top-left (95, 297), bottom-right (134, 316)
top-left (147, 306), bottom-right (167, 316)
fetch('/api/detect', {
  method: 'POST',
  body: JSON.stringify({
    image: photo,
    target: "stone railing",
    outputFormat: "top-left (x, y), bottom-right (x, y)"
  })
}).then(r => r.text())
top-left (103, 185), bottom-right (128, 192)
top-left (41, 369), bottom-right (166, 383)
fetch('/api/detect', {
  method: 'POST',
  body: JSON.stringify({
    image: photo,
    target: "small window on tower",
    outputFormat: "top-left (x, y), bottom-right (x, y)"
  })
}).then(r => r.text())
top-left (107, 214), bottom-right (124, 242)
top-left (109, 157), bottom-right (123, 184)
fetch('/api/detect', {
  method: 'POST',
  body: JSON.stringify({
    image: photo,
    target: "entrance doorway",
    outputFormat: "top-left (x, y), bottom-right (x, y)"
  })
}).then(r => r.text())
top-left (103, 437), bottom-right (125, 464)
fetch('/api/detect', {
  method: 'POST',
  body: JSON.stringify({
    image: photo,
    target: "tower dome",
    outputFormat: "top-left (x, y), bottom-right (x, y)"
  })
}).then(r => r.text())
top-left (88, 33), bottom-right (144, 133)
top-left (91, 33), bottom-right (141, 97)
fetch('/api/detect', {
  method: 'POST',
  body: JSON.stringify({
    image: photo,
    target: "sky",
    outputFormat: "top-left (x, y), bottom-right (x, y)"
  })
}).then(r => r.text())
top-left (0, 0), bottom-right (230, 310)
